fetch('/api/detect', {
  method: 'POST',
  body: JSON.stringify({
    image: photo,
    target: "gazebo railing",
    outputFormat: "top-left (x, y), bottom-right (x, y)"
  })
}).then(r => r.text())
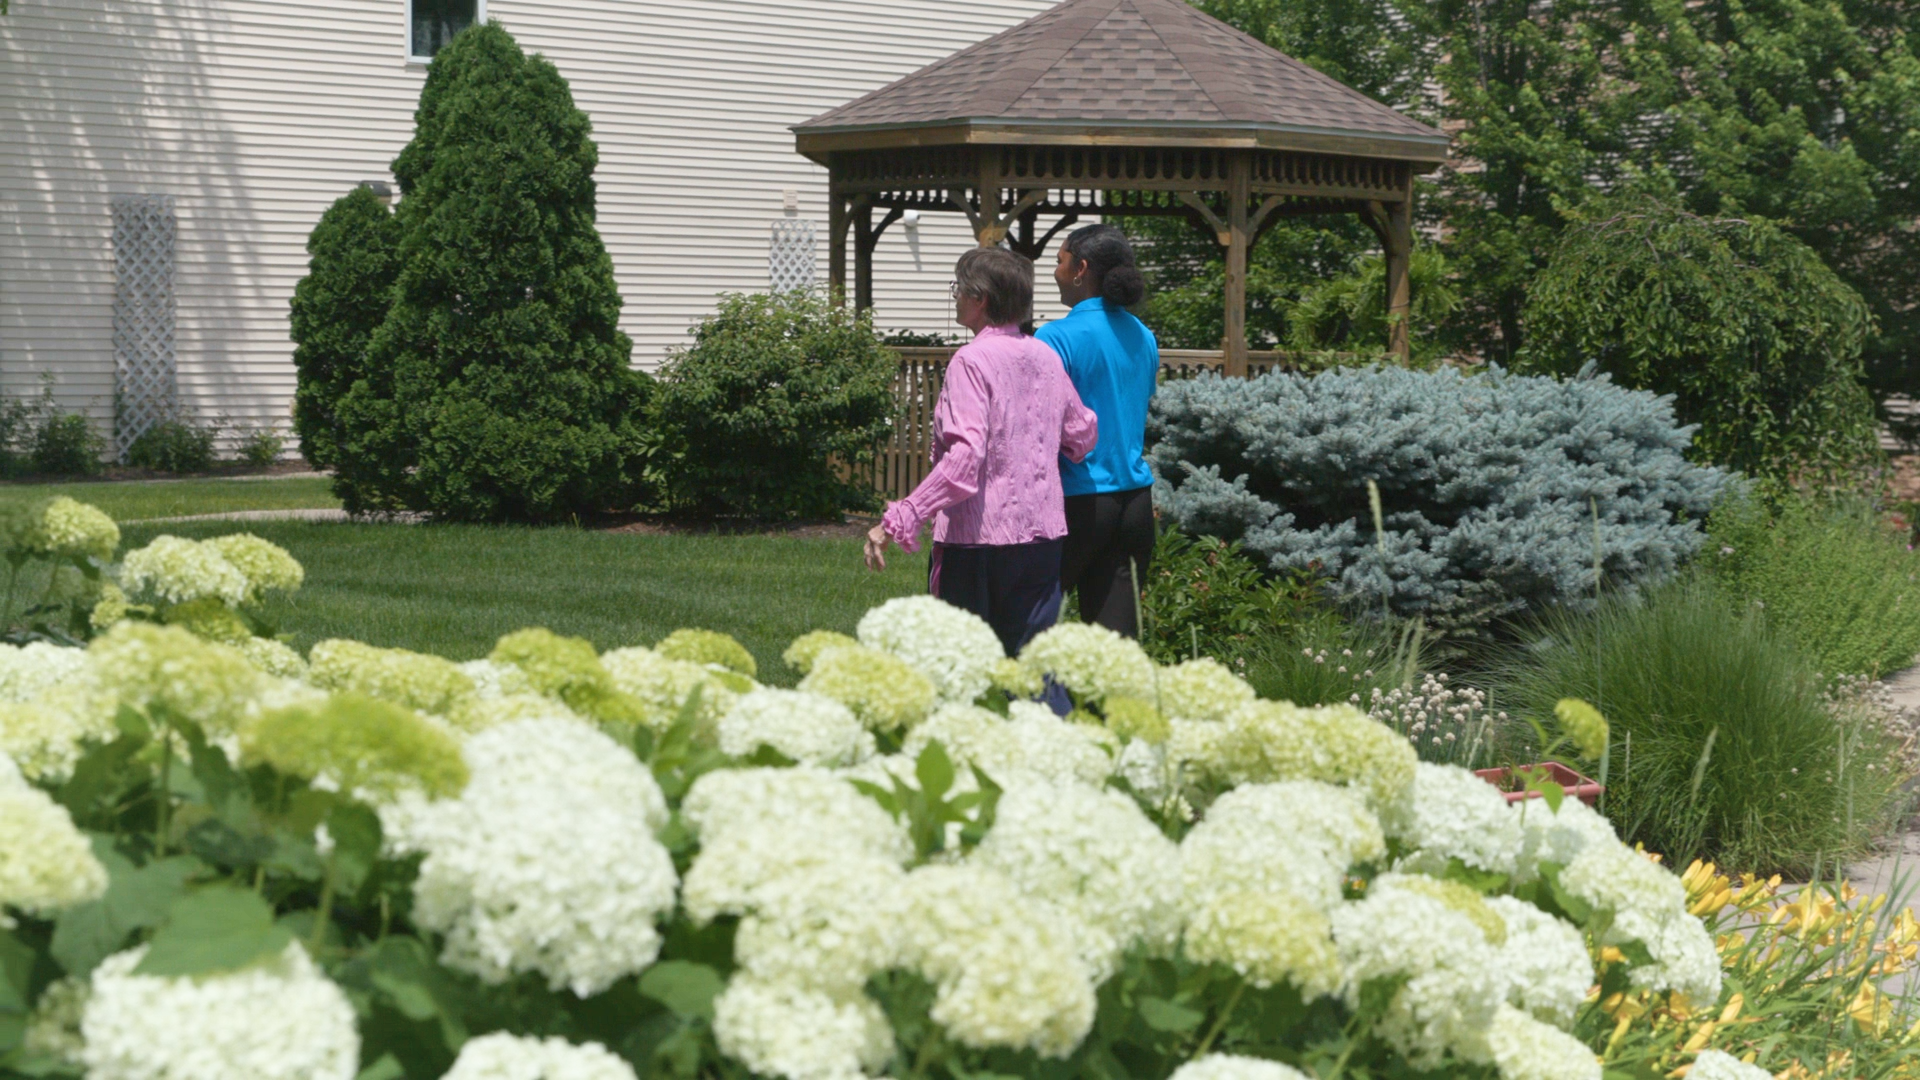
top-left (853, 346), bottom-right (1301, 501)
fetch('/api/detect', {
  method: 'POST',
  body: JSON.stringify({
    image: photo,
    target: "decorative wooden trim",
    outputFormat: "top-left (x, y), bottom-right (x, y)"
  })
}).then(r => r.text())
top-left (797, 121), bottom-right (1450, 164)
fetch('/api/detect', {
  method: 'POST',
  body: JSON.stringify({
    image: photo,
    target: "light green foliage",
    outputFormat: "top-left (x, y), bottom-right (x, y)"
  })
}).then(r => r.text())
top-left (1494, 577), bottom-right (1906, 873)
top-left (656, 628), bottom-right (757, 679)
top-left (652, 290), bottom-right (897, 519)
top-left (244, 693), bottom-right (468, 800)
top-left (1705, 492), bottom-right (1920, 677)
top-left (1138, 527), bottom-right (1324, 668)
top-left (1521, 200), bottom-right (1879, 484)
top-left (490, 627), bottom-right (649, 729)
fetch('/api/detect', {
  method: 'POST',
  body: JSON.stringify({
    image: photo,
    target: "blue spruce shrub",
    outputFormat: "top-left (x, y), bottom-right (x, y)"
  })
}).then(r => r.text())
top-left (1149, 365), bottom-right (1731, 632)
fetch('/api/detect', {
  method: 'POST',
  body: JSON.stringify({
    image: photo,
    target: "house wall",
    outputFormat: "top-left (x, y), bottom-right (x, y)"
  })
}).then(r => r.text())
top-left (0, 0), bottom-right (1054, 449)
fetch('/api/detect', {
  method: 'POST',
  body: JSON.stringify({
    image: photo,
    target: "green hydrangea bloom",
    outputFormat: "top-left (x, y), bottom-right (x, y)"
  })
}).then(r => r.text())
top-left (243, 693), bottom-right (467, 800)
top-left (491, 628), bottom-right (649, 731)
top-left (89, 622), bottom-right (264, 733)
top-left (204, 533), bottom-right (304, 602)
top-left (89, 583), bottom-right (132, 631)
top-left (1387, 874), bottom-right (1508, 947)
top-left (988, 657), bottom-right (1042, 699)
top-left (1192, 700), bottom-right (1418, 808)
top-left (656, 629), bottom-right (757, 679)
top-left (1102, 695), bottom-right (1169, 744)
top-left (309, 639), bottom-right (477, 717)
top-left (25, 497), bottom-right (120, 562)
top-left (159, 597), bottom-right (254, 645)
top-left (600, 646), bottom-right (736, 734)
top-left (781, 630), bottom-right (858, 676)
top-left (797, 644), bottom-right (934, 732)
top-left (237, 638), bottom-right (308, 679)
top-left (1553, 698), bottom-right (1609, 762)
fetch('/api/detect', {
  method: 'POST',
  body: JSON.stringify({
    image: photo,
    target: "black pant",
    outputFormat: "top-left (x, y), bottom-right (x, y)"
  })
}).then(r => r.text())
top-left (929, 539), bottom-right (1066, 658)
top-left (1062, 487), bottom-right (1155, 638)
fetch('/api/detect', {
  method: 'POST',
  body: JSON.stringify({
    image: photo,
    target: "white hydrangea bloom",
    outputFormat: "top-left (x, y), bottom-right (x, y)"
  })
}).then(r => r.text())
top-left (0, 642), bottom-right (90, 701)
top-left (857, 596), bottom-right (1004, 705)
top-left (1330, 874), bottom-right (1507, 1068)
top-left (1484, 897), bottom-right (1593, 1027)
top-left (731, 855), bottom-right (908, 995)
top-left (236, 638), bottom-right (307, 679)
top-left (898, 863), bottom-right (1097, 1058)
top-left (970, 777), bottom-right (1182, 979)
top-left (713, 977), bottom-right (894, 1080)
top-left (1384, 763), bottom-right (1523, 877)
top-left (1155, 658), bottom-right (1256, 722)
top-left (1688, 1050), bottom-right (1772, 1080)
top-left (1181, 781), bottom-right (1385, 914)
top-left (0, 755), bottom-right (108, 922)
top-left (442, 1033), bottom-right (638, 1080)
top-left (30, 496), bottom-right (120, 561)
top-left (1168, 1055), bottom-right (1312, 1080)
top-left (900, 703), bottom-right (1115, 787)
top-left (1018, 622), bottom-right (1156, 704)
top-left (1556, 839), bottom-right (1686, 933)
top-left (681, 767), bottom-right (911, 923)
top-left (1183, 700), bottom-right (1417, 808)
top-left (1184, 889), bottom-right (1341, 998)
top-left (412, 717), bottom-right (676, 996)
top-left (719, 688), bottom-right (876, 767)
top-left (119, 536), bottom-right (249, 606)
top-left (0, 681), bottom-right (118, 784)
top-left (308, 639), bottom-right (477, 718)
top-left (1627, 906), bottom-right (1722, 1004)
top-left (89, 622), bottom-right (265, 734)
top-left (23, 975), bottom-right (88, 1066)
top-left (1512, 797), bottom-right (1618, 883)
top-left (456, 658), bottom-right (533, 700)
top-left (601, 645), bottom-right (737, 732)
top-left (80, 941), bottom-right (358, 1080)
top-left (1487, 1004), bottom-right (1600, 1080)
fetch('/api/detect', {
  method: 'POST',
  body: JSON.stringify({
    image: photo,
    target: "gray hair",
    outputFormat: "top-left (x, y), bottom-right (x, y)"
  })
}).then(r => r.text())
top-left (954, 247), bottom-right (1034, 328)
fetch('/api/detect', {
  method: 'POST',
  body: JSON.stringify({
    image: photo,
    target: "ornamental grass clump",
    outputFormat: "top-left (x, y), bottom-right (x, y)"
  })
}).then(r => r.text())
top-left (1494, 576), bottom-right (1909, 874)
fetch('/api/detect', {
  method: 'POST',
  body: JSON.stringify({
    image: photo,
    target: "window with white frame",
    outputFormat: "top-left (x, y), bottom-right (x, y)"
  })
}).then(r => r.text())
top-left (408, 0), bottom-right (482, 61)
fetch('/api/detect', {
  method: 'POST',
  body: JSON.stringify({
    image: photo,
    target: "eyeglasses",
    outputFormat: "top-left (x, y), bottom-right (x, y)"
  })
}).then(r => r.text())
top-left (948, 280), bottom-right (959, 300)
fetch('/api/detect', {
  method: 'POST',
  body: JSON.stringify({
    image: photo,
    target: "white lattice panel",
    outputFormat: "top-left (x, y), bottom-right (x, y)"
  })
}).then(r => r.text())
top-left (112, 194), bottom-right (177, 461)
top-left (769, 218), bottom-right (817, 292)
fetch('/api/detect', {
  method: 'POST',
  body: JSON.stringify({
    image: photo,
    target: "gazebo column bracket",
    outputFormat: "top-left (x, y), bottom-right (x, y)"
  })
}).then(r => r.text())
top-left (854, 205), bottom-right (904, 314)
top-left (949, 186), bottom-right (1050, 247)
top-left (1175, 191), bottom-right (1231, 246)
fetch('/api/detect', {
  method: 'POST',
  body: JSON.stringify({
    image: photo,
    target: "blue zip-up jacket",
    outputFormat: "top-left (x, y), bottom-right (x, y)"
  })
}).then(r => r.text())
top-left (1035, 297), bottom-right (1158, 495)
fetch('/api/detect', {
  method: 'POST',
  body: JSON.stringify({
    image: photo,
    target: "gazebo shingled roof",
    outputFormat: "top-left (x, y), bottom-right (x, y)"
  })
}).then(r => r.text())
top-left (795, 0), bottom-right (1449, 370)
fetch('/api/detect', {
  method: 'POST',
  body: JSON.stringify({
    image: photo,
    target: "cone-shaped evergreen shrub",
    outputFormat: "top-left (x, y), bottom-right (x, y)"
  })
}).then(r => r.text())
top-left (366, 21), bottom-right (650, 523)
top-left (288, 186), bottom-right (401, 497)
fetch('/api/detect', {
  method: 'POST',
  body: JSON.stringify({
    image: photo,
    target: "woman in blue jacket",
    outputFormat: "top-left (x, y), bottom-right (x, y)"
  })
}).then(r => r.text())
top-left (1036, 224), bottom-right (1158, 638)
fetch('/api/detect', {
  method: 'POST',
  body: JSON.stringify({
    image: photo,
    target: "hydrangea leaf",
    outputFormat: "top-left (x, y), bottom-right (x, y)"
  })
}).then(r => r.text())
top-left (49, 841), bottom-right (196, 977)
top-left (134, 885), bottom-right (293, 977)
top-left (326, 801), bottom-right (383, 895)
top-left (0, 928), bottom-right (31, 1052)
top-left (638, 960), bottom-right (725, 1020)
top-left (365, 936), bottom-right (470, 1049)
top-left (1136, 996), bottom-right (1204, 1033)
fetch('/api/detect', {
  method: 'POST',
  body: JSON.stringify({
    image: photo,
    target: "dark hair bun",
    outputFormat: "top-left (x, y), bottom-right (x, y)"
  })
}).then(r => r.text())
top-left (1101, 264), bottom-right (1146, 308)
top-left (1063, 223), bottom-right (1146, 309)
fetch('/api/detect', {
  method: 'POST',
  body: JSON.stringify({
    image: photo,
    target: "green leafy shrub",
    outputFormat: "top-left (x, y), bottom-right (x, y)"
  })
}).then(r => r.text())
top-left (653, 291), bottom-right (896, 519)
top-left (1138, 525), bottom-right (1322, 667)
top-left (1285, 247), bottom-right (1460, 365)
top-left (1704, 493), bottom-right (1920, 677)
top-left (289, 184), bottom-right (402, 491)
top-left (237, 427), bottom-right (286, 468)
top-left (1242, 611), bottom-right (1415, 710)
top-left (1150, 364), bottom-right (1730, 635)
top-left (1492, 577), bottom-right (1906, 874)
top-left (358, 22), bottom-right (652, 522)
top-left (1521, 199), bottom-right (1881, 487)
top-left (28, 410), bottom-right (104, 477)
top-left (126, 417), bottom-right (217, 473)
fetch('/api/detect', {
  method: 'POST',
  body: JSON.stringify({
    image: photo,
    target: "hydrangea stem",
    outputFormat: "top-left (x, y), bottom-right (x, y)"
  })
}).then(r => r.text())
top-left (1193, 981), bottom-right (1245, 1057)
top-left (154, 719), bottom-right (172, 858)
top-left (311, 855), bottom-right (337, 953)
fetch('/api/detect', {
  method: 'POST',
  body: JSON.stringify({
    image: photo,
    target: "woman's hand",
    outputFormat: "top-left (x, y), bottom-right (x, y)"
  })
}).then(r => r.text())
top-left (864, 524), bottom-right (891, 572)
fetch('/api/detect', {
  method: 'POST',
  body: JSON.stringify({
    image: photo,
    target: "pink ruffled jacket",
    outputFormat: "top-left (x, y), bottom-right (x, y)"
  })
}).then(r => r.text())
top-left (882, 324), bottom-right (1098, 551)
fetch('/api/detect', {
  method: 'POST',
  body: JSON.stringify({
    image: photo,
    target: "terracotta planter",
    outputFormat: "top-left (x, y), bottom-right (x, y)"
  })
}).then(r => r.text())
top-left (1473, 762), bottom-right (1605, 807)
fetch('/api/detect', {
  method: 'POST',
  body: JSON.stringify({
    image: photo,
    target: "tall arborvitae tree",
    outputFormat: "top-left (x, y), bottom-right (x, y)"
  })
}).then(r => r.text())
top-left (288, 186), bottom-right (401, 502)
top-left (366, 21), bottom-right (650, 523)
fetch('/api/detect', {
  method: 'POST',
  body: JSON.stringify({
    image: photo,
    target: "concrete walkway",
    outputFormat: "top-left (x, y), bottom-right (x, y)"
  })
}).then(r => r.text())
top-left (1846, 664), bottom-right (1920, 904)
top-left (125, 507), bottom-right (425, 525)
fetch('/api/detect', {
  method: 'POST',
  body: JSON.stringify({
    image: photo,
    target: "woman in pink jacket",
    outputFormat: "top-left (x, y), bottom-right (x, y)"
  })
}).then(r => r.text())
top-left (864, 247), bottom-right (1098, 657)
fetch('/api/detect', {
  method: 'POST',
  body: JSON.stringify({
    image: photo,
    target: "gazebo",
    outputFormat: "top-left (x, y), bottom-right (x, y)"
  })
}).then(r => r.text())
top-left (793, 0), bottom-right (1450, 373)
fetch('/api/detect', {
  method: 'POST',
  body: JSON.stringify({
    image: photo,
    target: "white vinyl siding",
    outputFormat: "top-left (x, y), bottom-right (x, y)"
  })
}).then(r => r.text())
top-left (0, 0), bottom-right (1054, 447)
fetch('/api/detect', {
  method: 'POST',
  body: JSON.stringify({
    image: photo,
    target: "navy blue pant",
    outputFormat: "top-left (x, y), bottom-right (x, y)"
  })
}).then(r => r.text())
top-left (929, 539), bottom-right (1065, 659)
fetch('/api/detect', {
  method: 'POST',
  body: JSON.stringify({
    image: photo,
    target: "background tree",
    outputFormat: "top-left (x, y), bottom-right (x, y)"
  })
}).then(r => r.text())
top-left (364, 21), bottom-right (651, 523)
top-left (1520, 198), bottom-right (1879, 487)
top-left (287, 186), bottom-right (401, 486)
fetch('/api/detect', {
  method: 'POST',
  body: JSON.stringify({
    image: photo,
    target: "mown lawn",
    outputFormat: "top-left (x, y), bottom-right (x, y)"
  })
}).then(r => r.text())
top-left (119, 520), bottom-right (927, 686)
top-left (0, 476), bottom-right (340, 522)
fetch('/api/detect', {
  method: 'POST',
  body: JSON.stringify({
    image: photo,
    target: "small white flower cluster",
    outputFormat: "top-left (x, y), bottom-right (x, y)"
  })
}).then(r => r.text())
top-left (718, 687), bottom-right (875, 766)
top-left (601, 644), bottom-right (740, 732)
top-left (0, 643), bottom-right (117, 782)
top-left (22, 496), bottom-right (120, 562)
top-left (80, 942), bottom-right (359, 1080)
top-left (1556, 833), bottom-right (1721, 1003)
top-left (308, 638), bottom-right (477, 718)
top-left (412, 716), bottom-right (677, 996)
top-left (119, 533), bottom-right (300, 607)
top-left (0, 640), bottom-right (90, 702)
top-left (1168, 1055), bottom-right (1311, 1080)
top-left (89, 622), bottom-right (265, 734)
top-left (1156, 657), bottom-right (1256, 722)
top-left (1173, 699), bottom-right (1417, 808)
top-left (1486, 1003), bottom-right (1601, 1080)
top-left (798, 642), bottom-right (936, 732)
top-left (1384, 761), bottom-right (1524, 876)
top-left (0, 751), bottom-right (108, 925)
top-left (1017, 622), bottom-right (1156, 704)
top-left (443, 1032), bottom-right (639, 1080)
top-left (856, 595), bottom-right (1004, 704)
top-left (1367, 672), bottom-right (1502, 760)
top-left (902, 702), bottom-right (1116, 788)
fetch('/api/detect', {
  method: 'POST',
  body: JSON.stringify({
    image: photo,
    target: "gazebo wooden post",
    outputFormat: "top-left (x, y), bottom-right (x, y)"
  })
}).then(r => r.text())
top-left (1223, 151), bottom-right (1252, 378)
top-left (828, 189), bottom-right (849, 307)
top-left (975, 151), bottom-right (1004, 247)
top-left (854, 198), bottom-right (876, 313)
top-left (1383, 182), bottom-right (1414, 362)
